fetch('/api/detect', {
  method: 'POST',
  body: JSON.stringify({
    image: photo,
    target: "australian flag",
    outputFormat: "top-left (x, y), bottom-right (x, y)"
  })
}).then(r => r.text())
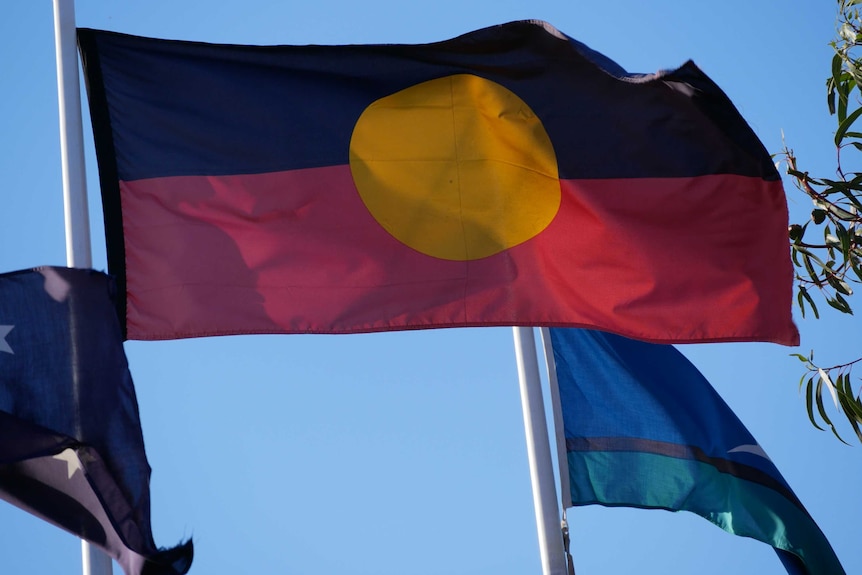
top-left (0, 267), bottom-right (192, 574)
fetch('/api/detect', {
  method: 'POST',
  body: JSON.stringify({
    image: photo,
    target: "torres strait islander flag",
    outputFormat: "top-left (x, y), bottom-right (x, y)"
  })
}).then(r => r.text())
top-left (78, 21), bottom-right (798, 344)
top-left (548, 328), bottom-right (845, 575)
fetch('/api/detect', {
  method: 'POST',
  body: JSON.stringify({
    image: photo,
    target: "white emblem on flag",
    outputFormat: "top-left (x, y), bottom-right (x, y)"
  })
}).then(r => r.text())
top-left (53, 448), bottom-right (83, 480)
top-left (728, 443), bottom-right (772, 461)
top-left (0, 325), bottom-right (13, 354)
top-left (39, 268), bottom-right (71, 302)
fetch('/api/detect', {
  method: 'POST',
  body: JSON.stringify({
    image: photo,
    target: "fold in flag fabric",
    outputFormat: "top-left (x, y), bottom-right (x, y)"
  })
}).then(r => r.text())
top-left (79, 21), bottom-right (797, 345)
top-left (0, 267), bottom-right (192, 575)
top-left (549, 328), bottom-right (844, 575)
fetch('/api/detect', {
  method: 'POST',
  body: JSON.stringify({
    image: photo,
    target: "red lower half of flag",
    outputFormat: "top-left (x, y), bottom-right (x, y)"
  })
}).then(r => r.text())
top-left (118, 166), bottom-right (797, 344)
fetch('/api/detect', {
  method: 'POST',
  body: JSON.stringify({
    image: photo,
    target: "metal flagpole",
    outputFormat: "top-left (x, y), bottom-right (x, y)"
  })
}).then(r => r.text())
top-left (538, 328), bottom-right (571, 509)
top-left (52, 1), bottom-right (112, 574)
top-left (539, 327), bottom-right (576, 575)
top-left (512, 326), bottom-right (567, 575)
top-left (53, 0), bottom-right (91, 268)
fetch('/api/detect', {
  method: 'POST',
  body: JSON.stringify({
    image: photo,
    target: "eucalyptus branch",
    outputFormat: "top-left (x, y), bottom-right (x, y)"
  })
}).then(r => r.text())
top-left (792, 351), bottom-right (862, 444)
top-left (779, 0), bottom-right (862, 443)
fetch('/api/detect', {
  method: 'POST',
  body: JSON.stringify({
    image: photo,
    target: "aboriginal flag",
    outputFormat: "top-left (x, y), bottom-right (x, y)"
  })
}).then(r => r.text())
top-left (0, 267), bottom-right (192, 575)
top-left (78, 21), bottom-right (797, 344)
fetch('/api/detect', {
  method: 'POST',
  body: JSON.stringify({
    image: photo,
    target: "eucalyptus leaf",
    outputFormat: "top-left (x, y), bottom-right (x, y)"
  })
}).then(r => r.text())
top-left (800, 286), bottom-right (820, 319)
top-left (826, 201), bottom-right (857, 220)
top-left (803, 253), bottom-right (821, 285)
top-left (814, 379), bottom-right (848, 443)
top-left (835, 105), bottom-right (862, 145)
top-left (835, 291), bottom-right (854, 313)
top-left (806, 377), bottom-right (825, 431)
top-left (826, 295), bottom-right (853, 313)
top-left (814, 379), bottom-right (838, 427)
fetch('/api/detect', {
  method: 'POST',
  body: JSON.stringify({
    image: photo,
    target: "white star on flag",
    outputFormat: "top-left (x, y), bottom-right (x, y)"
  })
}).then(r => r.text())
top-left (53, 448), bottom-right (83, 480)
top-left (0, 325), bottom-right (13, 354)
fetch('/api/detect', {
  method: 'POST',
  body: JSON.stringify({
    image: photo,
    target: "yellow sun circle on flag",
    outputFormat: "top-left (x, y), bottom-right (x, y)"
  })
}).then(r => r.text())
top-left (349, 74), bottom-right (560, 261)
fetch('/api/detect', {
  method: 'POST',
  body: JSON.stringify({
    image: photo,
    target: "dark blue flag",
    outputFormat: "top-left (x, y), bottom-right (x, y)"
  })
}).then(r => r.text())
top-left (0, 267), bottom-right (192, 575)
top-left (549, 328), bottom-right (844, 575)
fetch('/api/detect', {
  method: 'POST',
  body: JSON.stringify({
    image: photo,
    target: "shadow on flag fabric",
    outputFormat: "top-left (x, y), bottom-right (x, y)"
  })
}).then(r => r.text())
top-left (78, 21), bottom-right (797, 346)
top-left (0, 267), bottom-right (193, 575)
top-left (548, 328), bottom-right (844, 575)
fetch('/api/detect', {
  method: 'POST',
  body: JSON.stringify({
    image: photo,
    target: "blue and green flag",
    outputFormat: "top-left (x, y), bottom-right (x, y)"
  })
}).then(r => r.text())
top-left (549, 328), bottom-right (844, 575)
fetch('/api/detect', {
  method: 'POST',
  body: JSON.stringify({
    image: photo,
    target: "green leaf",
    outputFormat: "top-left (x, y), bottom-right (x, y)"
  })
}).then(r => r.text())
top-left (795, 244), bottom-right (824, 263)
top-left (832, 54), bottom-right (843, 117)
top-left (845, 60), bottom-right (862, 90)
top-left (826, 201), bottom-right (858, 220)
top-left (836, 376), bottom-right (862, 442)
top-left (841, 383), bottom-right (862, 419)
top-left (833, 52), bottom-right (844, 83)
top-left (787, 169), bottom-right (825, 188)
top-left (815, 378), bottom-right (851, 444)
top-left (835, 105), bottom-right (862, 146)
top-left (835, 291), bottom-right (854, 314)
top-left (799, 286), bottom-right (820, 319)
top-left (798, 371), bottom-right (808, 391)
top-left (833, 178), bottom-right (862, 208)
top-left (806, 377), bottom-right (826, 431)
top-left (826, 295), bottom-right (854, 314)
top-left (815, 381), bottom-right (836, 427)
top-left (802, 253), bottom-right (821, 286)
top-left (836, 221), bottom-right (852, 257)
top-left (797, 288), bottom-right (807, 318)
top-left (850, 256), bottom-right (862, 283)
top-left (838, 374), bottom-right (862, 415)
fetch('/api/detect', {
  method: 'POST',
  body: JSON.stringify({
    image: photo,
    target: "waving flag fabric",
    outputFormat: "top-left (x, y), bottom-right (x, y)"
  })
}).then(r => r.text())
top-left (0, 267), bottom-right (192, 575)
top-left (79, 21), bottom-right (796, 345)
top-left (548, 328), bottom-right (844, 575)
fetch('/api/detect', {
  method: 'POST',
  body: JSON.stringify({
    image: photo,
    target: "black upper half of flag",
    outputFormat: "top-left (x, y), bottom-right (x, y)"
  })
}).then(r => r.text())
top-left (78, 20), bottom-right (778, 183)
top-left (0, 267), bottom-right (192, 575)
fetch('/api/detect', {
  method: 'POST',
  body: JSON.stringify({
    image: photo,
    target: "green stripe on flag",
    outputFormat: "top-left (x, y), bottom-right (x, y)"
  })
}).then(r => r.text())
top-left (568, 450), bottom-right (842, 573)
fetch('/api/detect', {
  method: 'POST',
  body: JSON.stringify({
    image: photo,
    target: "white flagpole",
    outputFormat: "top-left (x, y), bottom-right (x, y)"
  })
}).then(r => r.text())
top-left (540, 328), bottom-right (576, 575)
top-left (512, 327), bottom-right (567, 575)
top-left (53, 0), bottom-right (91, 269)
top-left (539, 328), bottom-right (571, 509)
top-left (52, 1), bottom-right (112, 574)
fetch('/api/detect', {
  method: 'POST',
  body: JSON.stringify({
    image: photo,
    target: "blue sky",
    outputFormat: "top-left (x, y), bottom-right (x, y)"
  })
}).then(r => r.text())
top-left (1, 1), bottom-right (860, 574)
